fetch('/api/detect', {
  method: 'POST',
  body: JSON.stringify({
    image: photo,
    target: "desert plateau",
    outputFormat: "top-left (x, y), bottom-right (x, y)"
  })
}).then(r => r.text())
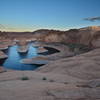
top-left (0, 0), bottom-right (100, 99)
top-left (0, 26), bottom-right (100, 100)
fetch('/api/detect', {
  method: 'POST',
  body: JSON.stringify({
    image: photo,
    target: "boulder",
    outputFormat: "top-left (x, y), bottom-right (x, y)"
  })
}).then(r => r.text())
top-left (37, 47), bottom-right (48, 53)
top-left (17, 46), bottom-right (28, 53)
top-left (0, 51), bottom-right (8, 59)
top-left (0, 67), bottom-right (6, 73)
top-left (0, 44), bottom-right (8, 50)
top-left (20, 56), bottom-right (50, 65)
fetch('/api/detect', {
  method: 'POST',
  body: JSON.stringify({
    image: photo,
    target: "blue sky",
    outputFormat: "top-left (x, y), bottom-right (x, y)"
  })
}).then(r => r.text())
top-left (0, 0), bottom-right (100, 32)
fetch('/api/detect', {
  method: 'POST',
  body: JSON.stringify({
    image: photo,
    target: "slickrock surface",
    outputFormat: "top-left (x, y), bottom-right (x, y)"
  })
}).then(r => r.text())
top-left (17, 46), bottom-right (28, 53)
top-left (37, 47), bottom-right (48, 53)
top-left (17, 41), bottom-right (29, 53)
top-left (0, 44), bottom-right (8, 50)
top-left (1, 48), bottom-right (100, 100)
top-left (37, 48), bottom-right (100, 80)
top-left (0, 71), bottom-right (88, 100)
top-left (21, 43), bottom-right (74, 65)
top-left (0, 67), bottom-right (6, 73)
top-left (21, 56), bottom-right (50, 65)
top-left (32, 42), bottom-right (43, 48)
top-left (0, 70), bottom-right (100, 100)
top-left (0, 40), bottom-right (15, 50)
top-left (0, 26), bottom-right (100, 100)
top-left (42, 43), bottom-right (75, 60)
top-left (0, 51), bottom-right (8, 59)
top-left (35, 26), bottom-right (100, 48)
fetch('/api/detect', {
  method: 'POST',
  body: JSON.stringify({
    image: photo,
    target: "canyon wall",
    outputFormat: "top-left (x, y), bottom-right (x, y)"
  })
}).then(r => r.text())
top-left (0, 26), bottom-right (100, 48)
top-left (34, 26), bottom-right (100, 48)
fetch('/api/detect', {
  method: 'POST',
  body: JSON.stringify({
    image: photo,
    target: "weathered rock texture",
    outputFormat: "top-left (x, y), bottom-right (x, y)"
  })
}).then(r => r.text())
top-left (17, 41), bottom-right (29, 53)
top-left (34, 26), bottom-right (100, 48)
top-left (0, 26), bottom-right (100, 100)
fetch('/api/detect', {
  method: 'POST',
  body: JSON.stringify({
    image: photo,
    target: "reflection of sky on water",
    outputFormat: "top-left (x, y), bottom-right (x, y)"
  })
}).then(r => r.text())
top-left (3, 43), bottom-right (38, 70)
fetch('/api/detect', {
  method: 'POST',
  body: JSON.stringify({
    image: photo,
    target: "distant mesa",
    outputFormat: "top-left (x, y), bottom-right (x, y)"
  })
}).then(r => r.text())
top-left (80, 26), bottom-right (100, 31)
top-left (0, 26), bottom-right (100, 48)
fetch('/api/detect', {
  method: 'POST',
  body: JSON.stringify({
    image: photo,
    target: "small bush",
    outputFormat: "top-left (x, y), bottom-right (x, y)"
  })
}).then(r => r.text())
top-left (49, 79), bottom-right (54, 82)
top-left (42, 77), bottom-right (47, 80)
top-left (21, 76), bottom-right (29, 80)
top-left (96, 84), bottom-right (100, 87)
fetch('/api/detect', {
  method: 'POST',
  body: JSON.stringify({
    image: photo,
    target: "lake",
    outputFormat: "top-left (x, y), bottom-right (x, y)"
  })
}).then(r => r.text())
top-left (1, 43), bottom-right (38, 70)
top-left (0, 43), bottom-right (60, 71)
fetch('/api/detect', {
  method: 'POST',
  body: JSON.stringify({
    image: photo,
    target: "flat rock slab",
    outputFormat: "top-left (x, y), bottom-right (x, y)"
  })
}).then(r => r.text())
top-left (21, 58), bottom-right (49, 65)
top-left (37, 47), bottom-right (48, 53)
top-left (0, 71), bottom-right (99, 100)
top-left (48, 87), bottom-right (100, 99)
top-left (17, 46), bottom-right (28, 53)
top-left (0, 51), bottom-right (8, 59)
top-left (32, 43), bottom-right (44, 48)
top-left (0, 45), bottom-right (8, 50)
top-left (0, 67), bottom-right (6, 73)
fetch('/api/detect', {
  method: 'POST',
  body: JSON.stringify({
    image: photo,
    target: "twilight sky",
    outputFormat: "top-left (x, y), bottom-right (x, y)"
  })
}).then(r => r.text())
top-left (0, 0), bottom-right (100, 32)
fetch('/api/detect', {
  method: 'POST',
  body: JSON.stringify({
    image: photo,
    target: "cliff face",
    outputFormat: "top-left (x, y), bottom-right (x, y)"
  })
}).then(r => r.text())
top-left (0, 26), bottom-right (100, 48)
top-left (80, 26), bottom-right (100, 31)
top-left (34, 26), bottom-right (100, 48)
top-left (0, 31), bottom-right (34, 40)
top-left (33, 29), bottom-right (64, 41)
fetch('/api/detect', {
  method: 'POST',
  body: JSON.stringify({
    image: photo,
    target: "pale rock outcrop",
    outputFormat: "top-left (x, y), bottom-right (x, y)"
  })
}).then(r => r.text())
top-left (17, 40), bottom-right (29, 53)
top-left (37, 47), bottom-right (48, 54)
top-left (34, 26), bottom-right (100, 48)
top-left (0, 67), bottom-right (6, 73)
top-left (21, 56), bottom-right (49, 65)
top-left (0, 51), bottom-right (8, 59)
top-left (0, 43), bottom-right (8, 50)
top-left (37, 48), bottom-right (100, 80)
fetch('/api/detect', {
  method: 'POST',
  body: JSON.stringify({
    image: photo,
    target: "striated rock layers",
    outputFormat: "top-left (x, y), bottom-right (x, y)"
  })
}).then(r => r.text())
top-left (17, 40), bottom-right (29, 53)
top-left (37, 48), bottom-right (100, 80)
top-left (0, 26), bottom-right (100, 100)
top-left (34, 26), bottom-right (100, 48)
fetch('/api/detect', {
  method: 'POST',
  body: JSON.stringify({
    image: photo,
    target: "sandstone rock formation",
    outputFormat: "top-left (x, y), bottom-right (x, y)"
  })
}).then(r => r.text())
top-left (21, 56), bottom-right (49, 65)
top-left (34, 26), bottom-right (100, 48)
top-left (0, 26), bottom-right (100, 100)
top-left (17, 41), bottom-right (29, 53)
top-left (0, 66), bottom-right (6, 73)
top-left (37, 47), bottom-right (48, 54)
top-left (0, 42), bottom-right (8, 50)
top-left (0, 51), bottom-right (8, 59)
top-left (37, 48), bottom-right (100, 80)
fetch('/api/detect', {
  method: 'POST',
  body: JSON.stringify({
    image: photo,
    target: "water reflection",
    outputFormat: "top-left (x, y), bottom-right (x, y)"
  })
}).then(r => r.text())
top-left (0, 43), bottom-right (60, 70)
top-left (2, 43), bottom-right (38, 70)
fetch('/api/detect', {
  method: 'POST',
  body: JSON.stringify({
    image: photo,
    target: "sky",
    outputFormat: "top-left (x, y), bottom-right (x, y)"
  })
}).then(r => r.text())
top-left (0, 0), bottom-right (100, 32)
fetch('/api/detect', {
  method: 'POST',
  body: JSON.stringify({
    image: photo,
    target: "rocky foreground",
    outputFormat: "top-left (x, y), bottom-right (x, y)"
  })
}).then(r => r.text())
top-left (0, 26), bottom-right (100, 100)
top-left (0, 45), bottom-right (100, 100)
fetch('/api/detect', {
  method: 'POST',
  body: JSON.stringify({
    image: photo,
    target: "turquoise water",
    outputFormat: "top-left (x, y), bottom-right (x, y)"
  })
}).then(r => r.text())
top-left (0, 43), bottom-right (60, 71)
top-left (2, 43), bottom-right (38, 70)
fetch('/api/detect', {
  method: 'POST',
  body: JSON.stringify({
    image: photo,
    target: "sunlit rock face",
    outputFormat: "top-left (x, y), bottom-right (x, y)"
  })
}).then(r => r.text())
top-left (91, 31), bottom-right (100, 48)
top-left (0, 31), bottom-right (34, 41)
top-left (33, 26), bottom-right (100, 48)
top-left (44, 33), bottom-right (64, 42)
top-left (37, 48), bottom-right (100, 80)
top-left (0, 66), bottom-right (6, 73)
top-left (0, 26), bottom-right (100, 48)
top-left (80, 26), bottom-right (100, 31)
top-left (79, 26), bottom-right (100, 47)
top-left (0, 27), bottom-right (100, 100)
top-left (0, 51), bottom-right (8, 64)
top-left (0, 51), bottom-right (8, 59)
top-left (17, 40), bottom-right (29, 53)
top-left (17, 40), bottom-right (28, 46)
